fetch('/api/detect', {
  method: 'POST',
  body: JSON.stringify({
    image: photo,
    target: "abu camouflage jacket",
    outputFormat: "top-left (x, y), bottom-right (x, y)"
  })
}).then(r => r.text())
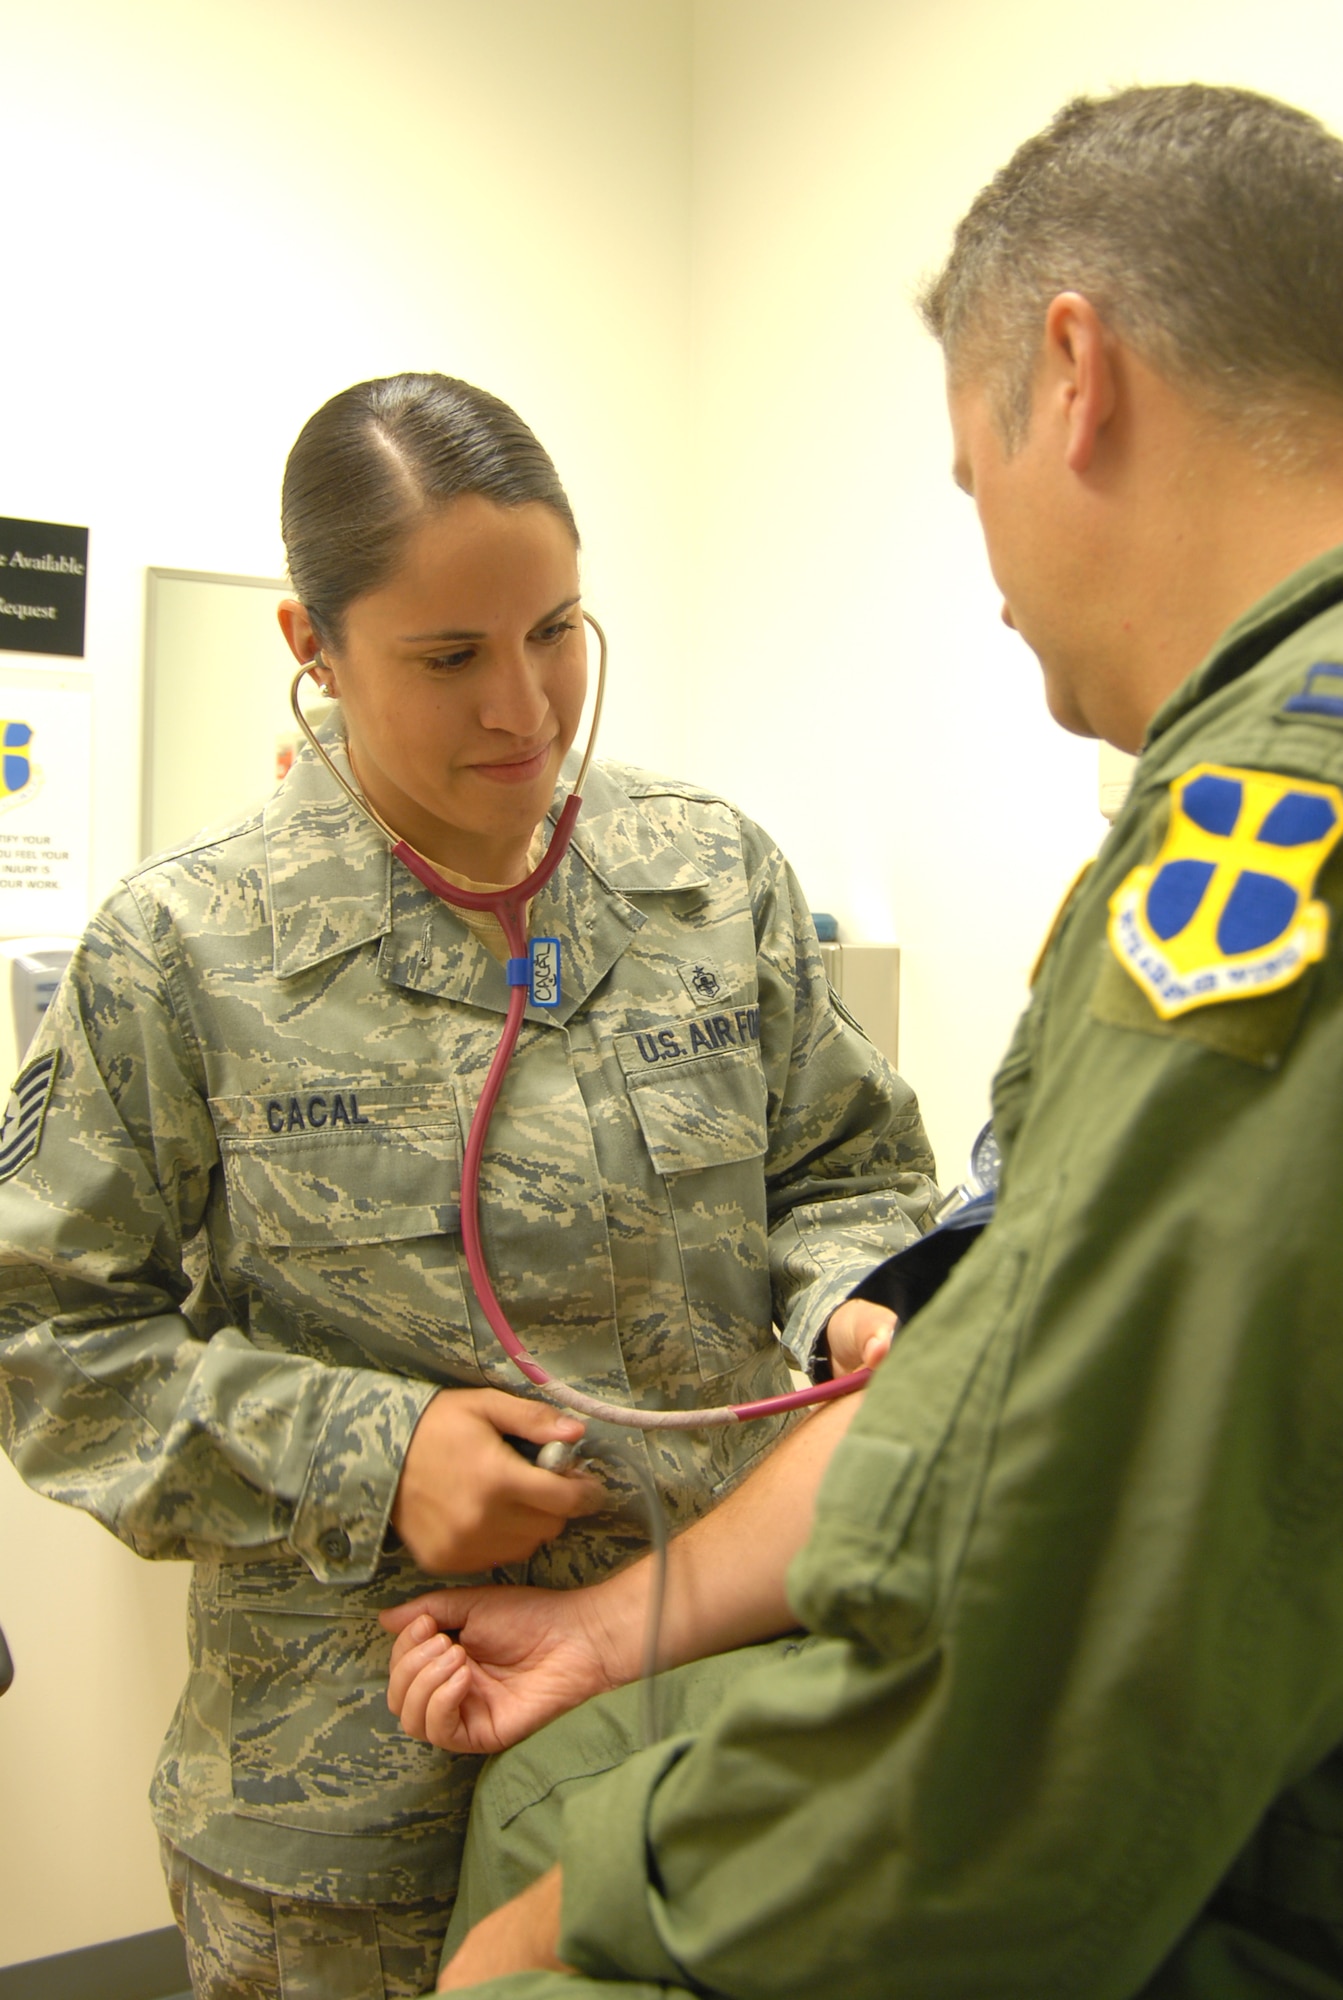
top-left (0, 744), bottom-right (935, 1902)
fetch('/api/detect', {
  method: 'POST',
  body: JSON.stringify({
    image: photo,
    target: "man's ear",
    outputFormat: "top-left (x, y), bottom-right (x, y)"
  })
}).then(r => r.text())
top-left (1042, 292), bottom-right (1117, 475)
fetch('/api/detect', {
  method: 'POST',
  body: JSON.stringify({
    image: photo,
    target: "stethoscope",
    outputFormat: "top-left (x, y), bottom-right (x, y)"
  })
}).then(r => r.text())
top-left (290, 610), bottom-right (871, 1433)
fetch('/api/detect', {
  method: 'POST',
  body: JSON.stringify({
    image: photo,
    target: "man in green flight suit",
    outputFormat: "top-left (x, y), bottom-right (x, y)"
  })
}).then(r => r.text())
top-left (382, 82), bottom-right (1343, 1997)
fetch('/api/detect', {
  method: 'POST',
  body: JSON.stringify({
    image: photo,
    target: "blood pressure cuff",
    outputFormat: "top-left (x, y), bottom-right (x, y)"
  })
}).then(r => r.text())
top-left (854, 1189), bottom-right (996, 1318)
top-left (809, 1191), bottom-right (996, 1380)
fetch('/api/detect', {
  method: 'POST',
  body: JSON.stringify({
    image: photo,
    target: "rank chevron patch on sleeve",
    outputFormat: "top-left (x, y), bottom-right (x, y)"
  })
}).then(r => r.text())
top-left (0, 1051), bottom-right (59, 1181)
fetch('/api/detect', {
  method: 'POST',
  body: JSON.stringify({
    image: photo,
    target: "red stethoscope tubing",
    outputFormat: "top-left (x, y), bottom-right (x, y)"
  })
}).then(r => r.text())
top-left (291, 616), bottom-right (870, 1431)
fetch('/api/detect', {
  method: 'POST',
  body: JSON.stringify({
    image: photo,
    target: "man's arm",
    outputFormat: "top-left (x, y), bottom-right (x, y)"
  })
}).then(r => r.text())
top-left (382, 1386), bottom-right (866, 1754)
top-left (438, 1867), bottom-right (568, 1991)
top-left (507, 908), bottom-right (1343, 1995)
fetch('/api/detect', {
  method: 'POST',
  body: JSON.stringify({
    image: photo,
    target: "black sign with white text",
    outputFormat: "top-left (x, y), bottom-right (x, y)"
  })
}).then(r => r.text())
top-left (0, 518), bottom-right (88, 658)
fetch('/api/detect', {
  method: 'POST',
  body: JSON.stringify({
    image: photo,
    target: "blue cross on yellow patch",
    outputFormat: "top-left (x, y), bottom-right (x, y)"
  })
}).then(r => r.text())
top-left (1108, 763), bottom-right (1343, 1019)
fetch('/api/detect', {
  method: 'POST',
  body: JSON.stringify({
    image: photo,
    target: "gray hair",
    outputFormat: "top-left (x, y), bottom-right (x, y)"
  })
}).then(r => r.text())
top-left (919, 85), bottom-right (1343, 457)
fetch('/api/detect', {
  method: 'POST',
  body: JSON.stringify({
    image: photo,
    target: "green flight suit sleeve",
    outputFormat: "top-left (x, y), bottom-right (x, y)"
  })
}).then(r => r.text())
top-left (745, 820), bottom-right (938, 1371)
top-left (552, 874), bottom-right (1343, 1995)
top-left (0, 890), bottom-right (436, 1586)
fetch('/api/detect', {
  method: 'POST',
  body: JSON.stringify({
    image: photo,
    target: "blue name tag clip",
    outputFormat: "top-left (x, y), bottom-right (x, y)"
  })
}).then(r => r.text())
top-left (529, 937), bottom-right (561, 1008)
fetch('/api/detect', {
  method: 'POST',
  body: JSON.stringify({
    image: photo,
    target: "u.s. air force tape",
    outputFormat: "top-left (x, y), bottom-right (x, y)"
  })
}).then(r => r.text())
top-left (0, 1052), bottom-right (58, 1181)
top-left (1108, 763), bottom-right (1343, 1019)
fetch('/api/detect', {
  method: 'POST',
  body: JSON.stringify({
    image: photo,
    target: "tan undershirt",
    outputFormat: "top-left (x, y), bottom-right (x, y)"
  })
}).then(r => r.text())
top-left (337, 736), bottom-right (547, 963)
top-left (429, 830), bottom-right (548, 962)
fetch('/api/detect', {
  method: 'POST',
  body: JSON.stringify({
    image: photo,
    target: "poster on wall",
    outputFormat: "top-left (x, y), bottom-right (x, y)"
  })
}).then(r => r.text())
top-left (0, 518), bottom-right (88, 660)
top-left (0, 668), bottom-right (92, 934)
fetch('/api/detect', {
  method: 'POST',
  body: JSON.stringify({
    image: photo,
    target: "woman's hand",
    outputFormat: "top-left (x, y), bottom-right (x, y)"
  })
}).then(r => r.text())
top-left (380, 1579), bottom-right (624, 1754)
top-left (390, 1389), bottom-right (605, 1575)
top-left (825, 1299), bottom-right (899, 1375)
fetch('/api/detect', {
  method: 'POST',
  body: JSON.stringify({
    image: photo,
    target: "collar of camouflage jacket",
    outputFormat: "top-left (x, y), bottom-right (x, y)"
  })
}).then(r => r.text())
top-left (263, 738), bottom-right (712, 1023)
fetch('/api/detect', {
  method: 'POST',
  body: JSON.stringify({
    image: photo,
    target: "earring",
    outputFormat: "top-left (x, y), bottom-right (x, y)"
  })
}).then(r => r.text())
top-left (306, 653), bottom-right (337, 699)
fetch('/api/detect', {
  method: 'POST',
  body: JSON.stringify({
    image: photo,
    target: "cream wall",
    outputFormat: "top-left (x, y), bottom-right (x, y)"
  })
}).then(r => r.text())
top-left (685, 0), bottom-right (1343, 1180)
top-left (2, 0), bottom-right (695, 912)
top-left (4, 0), bottom-right (1343, 1970)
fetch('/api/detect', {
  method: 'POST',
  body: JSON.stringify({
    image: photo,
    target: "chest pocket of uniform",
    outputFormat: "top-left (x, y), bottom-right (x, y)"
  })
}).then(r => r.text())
top-left (211, 1083), bottom-right (462, 1248)
top-left (617, 1037), bottom-right (771, 1382)
top-left (621, 1042), bottom-right (769, 1175)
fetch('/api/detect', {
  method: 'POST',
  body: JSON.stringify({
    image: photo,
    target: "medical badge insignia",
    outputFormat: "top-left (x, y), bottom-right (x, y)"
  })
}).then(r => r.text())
top-left (679, 960), bottom-right (724, 1005)
top-left (0, 1051), bottom-right (58, 1181)
top-left (1108, 764), bottom-right (1343, 1019)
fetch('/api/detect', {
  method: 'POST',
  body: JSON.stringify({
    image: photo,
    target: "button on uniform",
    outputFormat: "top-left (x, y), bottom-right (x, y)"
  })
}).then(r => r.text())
top-left (319, 1526), bottom-right (351, 1564)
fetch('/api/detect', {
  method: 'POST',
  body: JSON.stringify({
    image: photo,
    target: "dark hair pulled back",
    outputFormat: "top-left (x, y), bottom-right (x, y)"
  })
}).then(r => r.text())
top-left (281, 373), bottom-right (579, 649)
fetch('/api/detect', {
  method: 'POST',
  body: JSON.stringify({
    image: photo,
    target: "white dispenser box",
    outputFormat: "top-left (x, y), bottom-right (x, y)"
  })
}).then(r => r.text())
top-left (0, 935), bottom-right (76, 1074)
top-left (818, 942), bottom-right (901, 1068)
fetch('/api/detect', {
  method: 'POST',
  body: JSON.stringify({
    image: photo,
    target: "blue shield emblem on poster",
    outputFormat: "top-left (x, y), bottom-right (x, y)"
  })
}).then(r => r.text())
top-left (1, 722), bottom-right (32, 799)
top-left (1108, 763), bottom-right (1343, 1019)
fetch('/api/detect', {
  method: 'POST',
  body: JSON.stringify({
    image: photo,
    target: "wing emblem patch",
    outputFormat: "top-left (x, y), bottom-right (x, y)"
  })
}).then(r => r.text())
top-left (1107, 763), bottom-right (1343, 1019)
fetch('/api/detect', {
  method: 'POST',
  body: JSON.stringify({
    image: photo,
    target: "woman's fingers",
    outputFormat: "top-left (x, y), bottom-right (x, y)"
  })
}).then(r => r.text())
top-left (509, 1461), bottom-right (607, 1520)
top-left (391, 1391), bottom-right (608, 1572)
top-left (477, 1389), bottom-right (586, 1448)
top-left (825, 1299), bottom-right (899, 1375)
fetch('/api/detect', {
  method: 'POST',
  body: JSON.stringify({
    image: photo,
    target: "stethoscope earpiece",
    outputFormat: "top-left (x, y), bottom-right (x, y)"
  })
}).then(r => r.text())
top-left (303, 652), bottom-right (337, 701)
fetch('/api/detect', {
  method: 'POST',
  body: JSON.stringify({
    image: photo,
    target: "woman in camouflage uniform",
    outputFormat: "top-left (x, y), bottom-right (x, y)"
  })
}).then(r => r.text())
top-left (0, 374), bottom-right (935, 1999)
